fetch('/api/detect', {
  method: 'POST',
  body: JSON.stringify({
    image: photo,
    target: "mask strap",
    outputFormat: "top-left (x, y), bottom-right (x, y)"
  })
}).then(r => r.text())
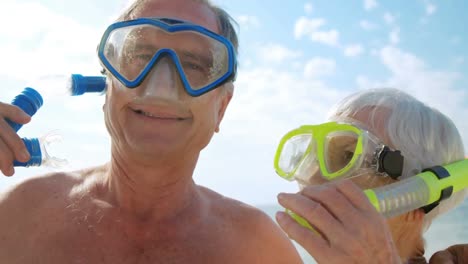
top-left (376, 146), bottom-right (404, 179)
top-left (420, 166), bottom-right (453, 214)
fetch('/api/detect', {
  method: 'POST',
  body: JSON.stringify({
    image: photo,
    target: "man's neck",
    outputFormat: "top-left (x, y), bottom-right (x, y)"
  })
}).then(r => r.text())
top-left (102, 150), bottom-right (201, 223)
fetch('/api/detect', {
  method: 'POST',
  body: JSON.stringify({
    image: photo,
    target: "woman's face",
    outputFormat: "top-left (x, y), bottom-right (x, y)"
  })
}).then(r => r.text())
top-left (300, 108), bottom-right (396, 190)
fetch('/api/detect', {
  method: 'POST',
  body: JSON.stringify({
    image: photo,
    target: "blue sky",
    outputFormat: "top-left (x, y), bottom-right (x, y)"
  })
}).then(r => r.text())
top-left (0, 0), bottom-right (467, 208)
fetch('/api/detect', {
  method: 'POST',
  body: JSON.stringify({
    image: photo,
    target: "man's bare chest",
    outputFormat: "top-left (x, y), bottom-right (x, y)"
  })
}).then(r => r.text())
top-left (18, 213), bottom-right (233, 264)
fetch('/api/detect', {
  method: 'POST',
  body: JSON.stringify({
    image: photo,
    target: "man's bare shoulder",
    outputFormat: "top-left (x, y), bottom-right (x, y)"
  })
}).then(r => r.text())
top-left (198, 185), bottom-right (303, 263)
top-left (0, 165), bottom-right (107, 220)
top-left (197, 185), bottom-right (284, 233)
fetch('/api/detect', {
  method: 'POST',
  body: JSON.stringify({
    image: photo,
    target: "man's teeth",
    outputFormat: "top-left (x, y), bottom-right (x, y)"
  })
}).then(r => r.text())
top-left (136, 110), bottom-right (184, 120)
top-left (141, 111), bottom-right (154, 117)
top-left (135, 110), bottom-right (154, 117)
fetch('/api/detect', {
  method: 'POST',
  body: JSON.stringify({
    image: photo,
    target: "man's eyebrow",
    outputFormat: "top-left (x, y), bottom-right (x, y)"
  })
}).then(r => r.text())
top-left (134, 43), bottom-right (158, 51)
top-left (179, 50), bottom-right (213, 66)
top-left (131, 43), bottom-right (215, 66)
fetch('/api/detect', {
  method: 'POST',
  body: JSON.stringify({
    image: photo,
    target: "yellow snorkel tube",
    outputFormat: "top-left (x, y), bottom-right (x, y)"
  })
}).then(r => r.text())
top-left (365, 159), bottom-right (468, 217)
top-left (287, 159), bottom-right (468, 230)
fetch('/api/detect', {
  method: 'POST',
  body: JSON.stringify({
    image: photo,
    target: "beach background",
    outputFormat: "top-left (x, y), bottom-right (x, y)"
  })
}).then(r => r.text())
top-left (0, 1), bottom-right (466, 263)
top-left (1, 0), bottom-right (467, 208)
top-left (259, 200), bottom-right (468, 263)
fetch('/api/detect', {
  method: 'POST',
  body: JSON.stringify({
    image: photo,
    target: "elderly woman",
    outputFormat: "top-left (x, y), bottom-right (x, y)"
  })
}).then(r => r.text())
top-left (274, 88), bottom-right (467, 264)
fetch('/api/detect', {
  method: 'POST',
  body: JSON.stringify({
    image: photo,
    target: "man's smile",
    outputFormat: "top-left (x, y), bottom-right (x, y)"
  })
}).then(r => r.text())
top-left (129, 103), bottom-right (192, 122)
top-left (132, 109), bottom-right (188, 121)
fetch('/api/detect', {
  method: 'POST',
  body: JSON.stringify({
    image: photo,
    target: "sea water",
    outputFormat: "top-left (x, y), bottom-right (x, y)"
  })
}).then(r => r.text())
top-left (259, 199), bottom-right (468, 264)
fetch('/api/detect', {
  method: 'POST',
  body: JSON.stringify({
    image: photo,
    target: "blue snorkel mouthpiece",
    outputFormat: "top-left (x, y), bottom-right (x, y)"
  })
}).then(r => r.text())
top-left (70, 74), bottom-right (107, 96)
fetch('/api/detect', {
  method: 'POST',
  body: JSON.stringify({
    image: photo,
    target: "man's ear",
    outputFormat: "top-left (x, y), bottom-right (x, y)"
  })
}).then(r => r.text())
top-left (103, 91), bottom-right (109, 112)
top-left (214, 83), bottom-right (234, 133)
top-left (102, 77), bottom-right (111, 110)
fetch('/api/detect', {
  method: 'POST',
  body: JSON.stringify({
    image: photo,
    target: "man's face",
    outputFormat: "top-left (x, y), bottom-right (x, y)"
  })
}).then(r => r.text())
top-left (103, 0), bottom-right (232, 162)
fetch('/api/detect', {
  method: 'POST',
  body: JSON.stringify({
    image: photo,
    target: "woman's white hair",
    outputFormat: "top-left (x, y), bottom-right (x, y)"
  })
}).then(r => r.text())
top-left (328, 88), bottom-right (466, 230)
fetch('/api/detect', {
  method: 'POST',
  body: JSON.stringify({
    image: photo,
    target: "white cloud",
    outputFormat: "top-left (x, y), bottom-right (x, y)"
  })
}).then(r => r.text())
top-left (69, 122), bottom-right (108, 138)
top-left (294, 17), bottom-right (326, 38)
top-left (364, 0), bottom-right (378, 11)
top-left (384, 12), bottom-right (396, 25)
top-left (226, 66), bottom-right (342, 144)
top-left (122, 0), bottom-right (136, 9)
top-left (389, 27), bottom-right (400, 45)
top-left (0, 2), bottom-right (103, 80)
top-left (258, 44), bottom-right (302, 64)
top-left (379, 46), bottom-right (426, 74)
top-left (419, 1), bottom-right (437, 24)
top-left (304, 58), bottom-right (336, 78)
top-left (344, 44), bottom-right (364, 57)
top-left (304, 3), bottom-right (314, 14)
top-left (294, 17), bottom-right (340, 46)
top-left (426, 3), bottom-right (437, 16)
top-left (356, 75), bottom-right (379, 89)
top-left (236, 15), bottom-right (260, 30)
top-left (360, 20), bottom-right (378, 31)
top-left (356, 46), bottom-right (467, 144)
top-left (64, 96), bottom-right (105, 113)
top-left (311, 30), bottom-right (340, 46)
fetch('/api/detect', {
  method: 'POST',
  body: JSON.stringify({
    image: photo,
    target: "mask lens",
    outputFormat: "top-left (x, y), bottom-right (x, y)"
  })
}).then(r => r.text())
top-left (279, 134), bottom-right (314, 175)
top-left (324, 131), bottom-right (360, 174)
top-left (176, 31), bottom-right (229, 90)
top-left (101, 24), bottom-right (230, 90)
top-left (103, 25), bottom-right (148, 82)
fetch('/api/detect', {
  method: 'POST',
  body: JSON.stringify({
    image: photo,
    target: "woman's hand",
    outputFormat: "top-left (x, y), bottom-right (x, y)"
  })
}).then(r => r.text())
top-left (0, 102), bottom-right (31, 176)
top-left (276, 179), bottom-right (401, 264)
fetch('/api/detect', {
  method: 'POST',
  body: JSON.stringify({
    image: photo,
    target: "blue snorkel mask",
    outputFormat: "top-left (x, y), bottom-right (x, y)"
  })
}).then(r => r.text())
top-left (97, 17), bottom-right (237, 97)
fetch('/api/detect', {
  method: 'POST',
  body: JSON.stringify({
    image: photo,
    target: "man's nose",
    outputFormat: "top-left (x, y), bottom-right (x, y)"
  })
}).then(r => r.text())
top-left (138, 55), bottom-right (184, 100)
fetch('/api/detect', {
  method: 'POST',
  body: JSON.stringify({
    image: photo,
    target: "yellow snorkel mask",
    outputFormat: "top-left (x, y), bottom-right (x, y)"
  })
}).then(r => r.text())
top-left (274, 120), bottom-right (404, 184)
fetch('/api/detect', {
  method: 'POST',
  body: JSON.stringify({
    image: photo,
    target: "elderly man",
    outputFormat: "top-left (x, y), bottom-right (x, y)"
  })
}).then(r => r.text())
top-left (0, 0), bottom-right (302, 263)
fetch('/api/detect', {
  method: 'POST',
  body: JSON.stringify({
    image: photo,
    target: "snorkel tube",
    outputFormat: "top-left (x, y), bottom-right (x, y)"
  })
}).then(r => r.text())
top-left (287, 159), bottom-right (468, 230)
top-left (365, 159), bottom-right (468, 217)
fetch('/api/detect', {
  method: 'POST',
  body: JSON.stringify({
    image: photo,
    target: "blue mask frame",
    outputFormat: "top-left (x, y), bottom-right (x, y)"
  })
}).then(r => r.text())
top-left (97, 17), bottom-right (237, 97)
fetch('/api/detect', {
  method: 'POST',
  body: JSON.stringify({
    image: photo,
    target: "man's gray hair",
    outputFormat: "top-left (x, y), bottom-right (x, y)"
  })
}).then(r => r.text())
top-left (117, 0), bottom-right (239, 54)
